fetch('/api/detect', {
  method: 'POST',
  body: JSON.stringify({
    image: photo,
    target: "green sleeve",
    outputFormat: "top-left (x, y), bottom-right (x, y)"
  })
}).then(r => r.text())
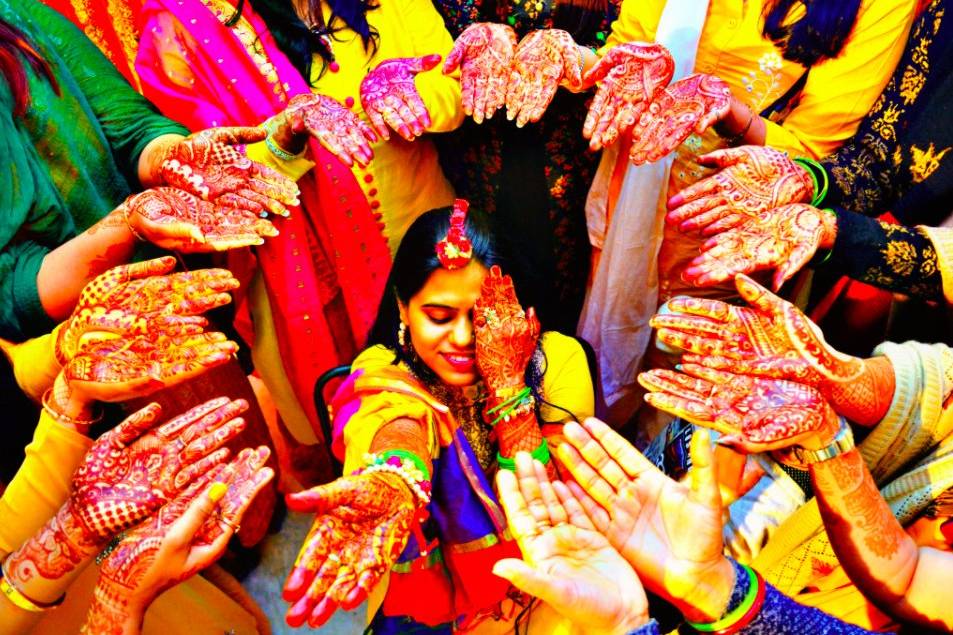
top-left (22, 0), bottom-right (189, 185)
top-left (0, 240), bottom-right (59, 341)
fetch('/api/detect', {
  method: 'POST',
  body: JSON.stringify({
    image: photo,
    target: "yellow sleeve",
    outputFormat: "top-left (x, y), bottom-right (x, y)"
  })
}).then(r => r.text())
top-left (0, 411), bottom-right (92, 556)
top-left (600, 0), bottom-right (663, 54)
top-left (245, 138), bottom-right (316, 182)
top-left (762, 0), bottom-right (916, 158)
top-left (0, 325), bottom-right (63, 403)
top-left (393, 0), bottom-right (464, 133)
top-left (919, 226), bottom-right (953, 304)
top-left (340, 346), bottom-right (440, 474)
top-left (539, 332), bottom-right (595, 423)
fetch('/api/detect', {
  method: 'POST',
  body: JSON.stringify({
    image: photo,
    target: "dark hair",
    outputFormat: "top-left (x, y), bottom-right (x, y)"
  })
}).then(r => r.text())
top-left (0, 16), bottom-right (59, 117)
top-left (368, 206), bottom-right (508, 354)
top-left (229, 0), bottom-right (379, 82)
top-left (762, 0), bottom-right (863, 66)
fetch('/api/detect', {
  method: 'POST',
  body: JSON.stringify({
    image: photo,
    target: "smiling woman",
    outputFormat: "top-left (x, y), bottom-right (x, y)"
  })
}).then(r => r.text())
top-left (280, 202), bottom-right (594, 633)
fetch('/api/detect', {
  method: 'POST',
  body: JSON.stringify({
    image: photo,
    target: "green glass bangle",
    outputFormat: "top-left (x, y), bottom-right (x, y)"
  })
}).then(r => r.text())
top-left (793, 157), bottom-right (829, 207)
top-left (686, 565), bottom-right (758, 633)
top-left (377, 449), bottom-right (431, 481)
top-left (486, 387), bottom-right (532, 415)
top-left (497, 439), bottom-right (551, 472)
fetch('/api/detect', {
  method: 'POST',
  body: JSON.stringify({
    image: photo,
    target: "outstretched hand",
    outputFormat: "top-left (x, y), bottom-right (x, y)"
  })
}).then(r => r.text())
top-left (666, 145), bottom-right (815, 235)
top-left (283, 472), bottom-right (416, 628)
top-left (557, 418), bottom-right (734, 622)
top-left (360, 55), bottom-right (442, 142)
top-left (627, 73), bottom-right (731, 165)
top-left (124, 187), bottom-right (280, 252)
top-left (505, 29), bottom-right (582, 127)
top-left (494, 454), bottom-right (649, 634)
top-left (473, 265), bottom-right (540, 393)
top-left (638, 364), bottom-right (840, 453)
top-left (158, 126), bottom-right (300, 217)
top-left (649, 275), bottom-right (886, 425)
top-left (581, 42), bottom-right (674, 151)
top-left (55, 257), bottom-right (238, 366)
top-left (681, 203), bottom-right (837, 290)
top-left (443, 22), bottom-right (517, 123)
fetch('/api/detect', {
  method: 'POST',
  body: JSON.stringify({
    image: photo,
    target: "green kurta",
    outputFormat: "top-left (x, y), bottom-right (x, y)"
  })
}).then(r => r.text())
top-left (0, 0), bottom-right (188, 340)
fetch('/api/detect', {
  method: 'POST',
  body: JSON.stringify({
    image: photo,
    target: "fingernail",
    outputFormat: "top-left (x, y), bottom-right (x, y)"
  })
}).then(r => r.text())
top-left (208, 482), bottom-right (228, 502)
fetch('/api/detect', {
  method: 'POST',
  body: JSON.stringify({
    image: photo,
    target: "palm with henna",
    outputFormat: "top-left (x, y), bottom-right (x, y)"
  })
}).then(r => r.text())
top-left (627, 73), bottom-right (731, 165)
top-left (360, 55), bottom-right (442, 142)
top-left (505, 29), bottom-right (583, 128)
top-left (156, 126), bottom-right (300, 218)
top-left (494, 454), bottom-right (649, 634)
top-left (581, 42), bottom-right (674, 151)
top-left (443, 22), bottom-right (517, 124)
top-left (55, 256), bottom-right (239, 366)
top-left (82, 446), bottom-right (274, 635)
top-left (650, 274), bottom-right (895, 426)
top-left (271, 93), bottom-right (378, 167)
top-left (681, 203), bottom-right (837, 290)
top-left (666, 145), bottom-right (815, 235)
top-left (557, 418), bottom-right (735, 622)
top-left (282, 471), bottom-right (417, 628)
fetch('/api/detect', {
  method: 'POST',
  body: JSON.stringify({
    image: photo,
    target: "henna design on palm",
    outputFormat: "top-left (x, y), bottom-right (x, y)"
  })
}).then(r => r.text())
top-left (159, 126), bottom-right (300, 217)
top-left (627, 73), bottom-right (731, 165)
top-left (125, 187), bottom-right (279, 253)
top-left (282, 93), bottom-right (377, 167)
top-left (581, 42), bottom-right (674, 151)
top-left (681, 203), bottom-right (836, 290)
top-left (666, 145), bottom-right (815, 235)
top-left (505, 29), bottom-right (581, 128)
top-left (360, 55), bottom-right (441, 142)
top-left (283, 472), bottom-right (415, 628)
top-left (55, 258), bottom-right (238, 365)
top-left (638, 363), bottom-right (840, 452)
top-left (443, 22), bottom-right (517, 124)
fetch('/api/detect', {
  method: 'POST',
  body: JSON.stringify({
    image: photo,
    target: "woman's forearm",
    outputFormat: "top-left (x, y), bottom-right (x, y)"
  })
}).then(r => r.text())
top-left (810, 449), bottom-right (921, 623)
top-left (36, 211), bottom-right (136, 322)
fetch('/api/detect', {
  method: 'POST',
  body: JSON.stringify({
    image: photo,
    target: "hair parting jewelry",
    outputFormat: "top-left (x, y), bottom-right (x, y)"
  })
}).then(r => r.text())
top-left (435, 199), bottom-right (474, 270)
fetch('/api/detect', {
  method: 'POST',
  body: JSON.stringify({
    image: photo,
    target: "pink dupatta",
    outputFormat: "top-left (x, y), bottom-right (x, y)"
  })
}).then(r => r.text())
top-left (136, 0), bottom-right (391, 434)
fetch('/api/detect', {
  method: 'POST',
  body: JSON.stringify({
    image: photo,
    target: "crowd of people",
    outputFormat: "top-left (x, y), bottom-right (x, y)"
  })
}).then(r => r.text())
top-left (1, 0), bottom-right (951, 632)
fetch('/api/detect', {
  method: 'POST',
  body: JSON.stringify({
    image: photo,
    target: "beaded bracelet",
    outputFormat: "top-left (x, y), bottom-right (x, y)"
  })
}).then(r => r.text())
top-left (1, 559), bottom-right (64, 612)
top-left (356, 451), bottom-right (432, 505)
top-left (686, 564), bottom-right (765, 634)
top-left (497, 438), bottom-right (550, 471)
top-left (793, 156), bottom-right (829, 207)
top-left (41, 388), bottom-right (103, 432)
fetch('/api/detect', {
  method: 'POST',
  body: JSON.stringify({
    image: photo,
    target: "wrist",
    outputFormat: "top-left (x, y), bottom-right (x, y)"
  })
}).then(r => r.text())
top-left (137, 133), bottom-right (185, 187)
top-left (267, 115), bottom-right (308, 155)
top-left (87, 580), bottom-right (148, 635)
top-left (679, 556), bottom-right (736, 623)
top-left (714, 98), bottom-right (753, 145)
top-left (817, 207), bottom-right (837, 250)
top-left (45, 374), bottom-right (99, 433)
top-left (792, 157), bottom-right (829, 206)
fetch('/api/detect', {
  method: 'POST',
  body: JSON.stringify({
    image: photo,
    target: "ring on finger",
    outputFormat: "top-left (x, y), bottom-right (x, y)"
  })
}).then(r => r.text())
top-left (217, 513), bottom-right (241, 534)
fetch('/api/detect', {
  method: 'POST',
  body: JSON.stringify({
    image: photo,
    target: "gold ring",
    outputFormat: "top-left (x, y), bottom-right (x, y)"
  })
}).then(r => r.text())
top-left (217, 515), bottom-right (241, 534)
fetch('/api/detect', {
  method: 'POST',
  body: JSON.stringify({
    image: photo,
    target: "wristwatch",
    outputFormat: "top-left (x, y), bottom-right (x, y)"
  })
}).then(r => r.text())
top-left (788, 416), bottom-right (854, 465)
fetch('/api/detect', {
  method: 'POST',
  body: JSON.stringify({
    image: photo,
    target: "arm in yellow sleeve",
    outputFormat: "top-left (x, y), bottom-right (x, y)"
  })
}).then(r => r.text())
top-left (0, 325), bottom-right (63, 403)
top-left (0, 410), bottom-right (92, 557)
top-left (762, 0), bottom-right (916, 157)
top-left (396, 0), bottom-right (464, 133)
top-left (538, 332), bottom-right (595, 424)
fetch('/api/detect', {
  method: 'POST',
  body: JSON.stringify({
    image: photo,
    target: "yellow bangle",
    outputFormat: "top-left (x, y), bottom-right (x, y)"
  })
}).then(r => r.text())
top-left (0, 575), bottom-right (64, 613)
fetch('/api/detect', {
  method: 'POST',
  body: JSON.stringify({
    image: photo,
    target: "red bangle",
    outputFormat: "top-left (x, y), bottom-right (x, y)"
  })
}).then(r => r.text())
top-left (713, 569), bottom-right (766, 635)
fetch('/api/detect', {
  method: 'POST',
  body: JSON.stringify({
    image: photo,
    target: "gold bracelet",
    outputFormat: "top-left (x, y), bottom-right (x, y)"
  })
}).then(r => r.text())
top-left (121, 204), bottom-right (147, 242)
top-left (1, 560), bottom-right (65, 612)
top-left (41, 388), bottom-right (102, 431)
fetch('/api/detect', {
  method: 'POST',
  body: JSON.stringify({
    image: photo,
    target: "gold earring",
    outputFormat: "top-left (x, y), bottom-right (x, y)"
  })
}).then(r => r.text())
top-left (397, 321), bottom-right (407, 348)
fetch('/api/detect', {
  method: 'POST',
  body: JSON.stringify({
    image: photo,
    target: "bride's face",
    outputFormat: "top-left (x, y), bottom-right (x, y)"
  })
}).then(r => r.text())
top-left (399, 261), bottom-right (488, 387)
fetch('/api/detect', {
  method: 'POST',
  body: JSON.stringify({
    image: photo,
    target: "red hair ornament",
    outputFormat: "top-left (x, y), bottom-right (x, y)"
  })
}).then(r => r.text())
top-left (436, 199), bottom-right (474, 270)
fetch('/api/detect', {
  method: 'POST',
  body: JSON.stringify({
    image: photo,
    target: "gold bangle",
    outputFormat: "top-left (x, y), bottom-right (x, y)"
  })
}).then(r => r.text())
top-left (41, 388), bottom-right (102, 431)
top-left (1, 563), bottom-right (64, 612)
top-left (121, 204), bottom-right (147, 242)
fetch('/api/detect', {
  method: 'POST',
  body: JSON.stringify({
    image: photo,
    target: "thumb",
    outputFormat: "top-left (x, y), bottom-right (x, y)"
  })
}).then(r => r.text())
top-left (697, 147), bottom-right (746, 168)
top-left (171, 481), bottom-right (228, 546)
top-left (688, 429), bottom-right (721, 510)
top-left (203, 125), bottom-right (267, 145)
top-left (735, 273), bottom-right (783, 314)
top-left (443, 40), bottom-right (464, 74)
top-left (286, 487), bottom-right (331, 513)
top-left (410, 54), bottom-right (442, 73)
top-left (581, 53), bottom-right (613, 87)
top-left (492, 559), bottom-right (568, 607)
